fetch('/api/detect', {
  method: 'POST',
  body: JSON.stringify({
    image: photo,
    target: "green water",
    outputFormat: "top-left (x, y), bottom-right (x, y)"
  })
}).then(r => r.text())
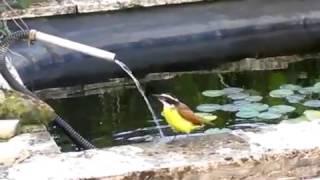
top-left (48, 58), bottom-right (320, 151)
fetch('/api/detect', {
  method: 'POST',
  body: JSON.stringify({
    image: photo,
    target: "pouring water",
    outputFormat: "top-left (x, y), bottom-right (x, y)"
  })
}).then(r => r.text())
top-left (115, 59), bottom-right (165, 138)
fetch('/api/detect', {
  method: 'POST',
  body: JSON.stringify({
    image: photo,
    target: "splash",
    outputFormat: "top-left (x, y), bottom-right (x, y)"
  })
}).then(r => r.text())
top-left (115, 59), bottom-right (165, 138)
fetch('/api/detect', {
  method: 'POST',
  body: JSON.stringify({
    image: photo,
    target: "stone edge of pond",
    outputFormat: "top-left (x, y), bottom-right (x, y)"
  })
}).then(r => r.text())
top-left (4, 120), bottom-right (320, 179)
top-left (0, 127), bottom-right (60, 171)
top-left (1, 0), bottom-right (215, 19)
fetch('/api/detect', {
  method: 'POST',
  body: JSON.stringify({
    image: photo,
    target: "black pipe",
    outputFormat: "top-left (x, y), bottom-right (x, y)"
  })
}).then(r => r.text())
top-left (0, 31), bottom-right (95, 149)
top-left (7, 0), bottom-right (320, 89)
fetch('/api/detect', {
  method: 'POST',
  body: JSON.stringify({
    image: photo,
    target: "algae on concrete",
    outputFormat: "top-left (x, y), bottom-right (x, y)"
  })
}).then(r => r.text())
top-left (0, 89), bottom-right (55, 139)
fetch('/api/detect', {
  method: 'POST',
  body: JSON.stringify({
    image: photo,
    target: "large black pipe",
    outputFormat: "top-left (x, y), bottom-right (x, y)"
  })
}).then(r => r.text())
top-left (8, 0), bottom-right (320, 89)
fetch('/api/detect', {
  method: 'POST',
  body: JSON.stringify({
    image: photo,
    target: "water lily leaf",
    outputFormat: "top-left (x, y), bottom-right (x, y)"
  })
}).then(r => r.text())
top-left (298, 87), bottom-right (315, 95)
top-left (257, 112), bottom-right (282, 120)
top-left (314, 82), bottom-right (320, 89)
top-left (239, 103), bottom-right (269, 112)
top-left (304, 110), bottom-right (320, 121)
top-left (236, 110), bottom-right (259, 119)
top-left (202, 90), bottom-right (225, 97)
top-left (280, 84), bottom-right (302, 91)
top-left (204, 128), bottom-right (231, 134)
top-left (233, 100), bottom-right (251, 106)
top-left (196, 104), bottom-right (221, 112)
top-left (227, 93), bottom-right (249, 100)
top-left (222, 87), bottom-right (244, 94)
top-left (245, 95), bottom-right (263, 102)
top-left (303, 100), bottom-right (320, 108)
top-left (221, 104), bottom-right (239, 112)
top-left (312, 87), bottom-right (320, 93)
top-left (268, 105), bottom-right (296, 114)
top-left (194, 113), bottom-right (217, 121)
top-left (269, 89), bottom-right (294, 98)
top-left (286, 94), bottom-right (306, 104)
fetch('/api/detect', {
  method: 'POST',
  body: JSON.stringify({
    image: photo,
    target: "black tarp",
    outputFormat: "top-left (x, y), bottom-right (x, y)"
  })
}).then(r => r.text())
top-left (8, 0), bottom-right (320, 89)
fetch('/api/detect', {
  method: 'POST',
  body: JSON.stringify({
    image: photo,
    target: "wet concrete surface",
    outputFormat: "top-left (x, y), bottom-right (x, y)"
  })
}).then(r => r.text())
top-left (4, 119), bottom-right (320, 179)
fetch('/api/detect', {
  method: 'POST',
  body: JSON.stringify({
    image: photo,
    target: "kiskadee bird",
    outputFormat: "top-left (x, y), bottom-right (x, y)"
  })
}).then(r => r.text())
top-left (153, 93), bottom-right (215, 134)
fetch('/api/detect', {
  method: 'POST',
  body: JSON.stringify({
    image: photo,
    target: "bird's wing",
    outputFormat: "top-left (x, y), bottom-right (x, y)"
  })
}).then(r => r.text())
top-left (176, 103), bottom-right (203, 125)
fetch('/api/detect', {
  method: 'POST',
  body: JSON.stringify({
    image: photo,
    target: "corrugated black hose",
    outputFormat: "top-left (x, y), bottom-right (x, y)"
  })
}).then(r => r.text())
top-left (0, 30), bottom-right (95, 149)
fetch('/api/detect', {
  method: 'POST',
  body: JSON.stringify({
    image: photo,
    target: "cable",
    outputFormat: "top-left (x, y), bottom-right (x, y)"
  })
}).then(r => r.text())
top-left (0, 30), bottom-right (95, 149)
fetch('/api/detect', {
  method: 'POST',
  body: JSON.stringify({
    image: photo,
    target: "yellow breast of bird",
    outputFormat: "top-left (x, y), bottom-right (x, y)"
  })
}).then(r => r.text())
top-left (162, 106), bottom-right (200, 133)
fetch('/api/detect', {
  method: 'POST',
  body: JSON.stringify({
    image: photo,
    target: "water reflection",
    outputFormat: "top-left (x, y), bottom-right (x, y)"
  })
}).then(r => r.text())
top-left (47, 57), bottom-right (320, 151)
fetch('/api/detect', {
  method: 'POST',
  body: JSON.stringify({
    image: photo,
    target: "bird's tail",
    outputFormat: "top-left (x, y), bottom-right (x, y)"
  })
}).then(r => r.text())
top-left (195, 113), bottom-right (217, 126)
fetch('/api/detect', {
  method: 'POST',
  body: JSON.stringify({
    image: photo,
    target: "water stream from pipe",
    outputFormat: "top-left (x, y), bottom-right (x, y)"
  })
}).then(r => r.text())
top-left (114, 59), bottom-right (165, 138)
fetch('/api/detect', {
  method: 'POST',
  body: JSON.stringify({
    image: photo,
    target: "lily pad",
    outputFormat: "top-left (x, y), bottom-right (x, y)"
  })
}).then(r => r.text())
top-left (286, 94), bottom-right (305, 104)
top-left (204, 128), bottom-right (231, 134)
top-left (236, 110), bottom-right (259, 119)
top-left (298, 87), bottom-right (315, 95)
top-left (269, 89), bottom-right (294, 98)
top-left (245, 95), bottom-right (263, 102)
top-left (227, 93), bottom-right (249, 100)
top-left (257, 112), bottom-right (282, 120)
top-left (221, 104), bottom-right (239, 112)
top-left (202, 90), bottom-right (225, 97)
top-left (303, 100), bottom-right (320, 108)
top-left (268, 105), bottom-right (296, 114)
top-left (194, 112), bottom-right (217, 121)
top-left (314, 82), bottom-right (320, 89)
top-left (312, 86), bottom-right (320, 93)
top-left (280, 84), bottom-right (302, 91)
top-left (304, 110), bottom-right (320, 121)
top-left (239, 103), bottom-right (269, 112)
top-left (233, 100), bottom-right (251, 106)
top-left (223, 87), bottom-right (244, 94)
top-left (196, 104), bottom-right (221, 112)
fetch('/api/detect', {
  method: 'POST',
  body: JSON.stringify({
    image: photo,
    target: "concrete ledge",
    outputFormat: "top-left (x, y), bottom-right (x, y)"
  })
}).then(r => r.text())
top-left (4, 118), bottom-right (320, 179)
top-left (1, 0), bottom-right (211, 19)
top-left (0, 128), bottom-right (60, 180)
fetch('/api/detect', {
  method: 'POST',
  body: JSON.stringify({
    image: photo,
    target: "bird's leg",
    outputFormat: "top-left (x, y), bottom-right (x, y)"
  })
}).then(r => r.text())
top-left (172, 133), bottom-right (178, 141)
top-left (166, 130), bottom-right (178, 144)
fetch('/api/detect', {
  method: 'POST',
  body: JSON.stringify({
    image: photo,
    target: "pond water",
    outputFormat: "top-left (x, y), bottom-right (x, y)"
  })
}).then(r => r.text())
top-left (47, 57), bottom-right (320, 151)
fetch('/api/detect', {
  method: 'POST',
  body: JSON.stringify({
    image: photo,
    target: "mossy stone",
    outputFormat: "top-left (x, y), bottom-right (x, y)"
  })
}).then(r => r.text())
top-left (0, 89), bottom-right (55, 130)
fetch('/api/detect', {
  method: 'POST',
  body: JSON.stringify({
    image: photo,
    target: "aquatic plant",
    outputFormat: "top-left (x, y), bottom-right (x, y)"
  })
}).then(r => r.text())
top-left (239, 103), bottom-right (269, 112)
top-left (233, 100), bottom-right (251, 105)
top-left (222, 87), bottom-right (244, 94)
top-left (196, 104), bottom-right (221, 112)
top-left (236, 110), bottom-right (260, 119)
top-left (286, 94), bottom-right (305, 104)
top-left (269, 89), bottom-right (294, 98)
top-left (227, 93), bottom-right (249, 100)
top-left (303, 110), bottom-right (320, 121)
top-left (268, 105), bottom-right (296, 114)
top-left (314, 82), bottom-right (320, 88)
top-left (202, 90), bottom-right (225, 97)
top-left (303, 100), bottom-right (320, 108)
top-left (245, 95), bottom-right (263, 102)
top-left (257, 112), bottom-right (282, 120)
top-left (298, 87), bottom-right (315, 95)
top-left (280, 84), bottom-right (302, 91)
top-left (221, 104), bottom-right (239, 112)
